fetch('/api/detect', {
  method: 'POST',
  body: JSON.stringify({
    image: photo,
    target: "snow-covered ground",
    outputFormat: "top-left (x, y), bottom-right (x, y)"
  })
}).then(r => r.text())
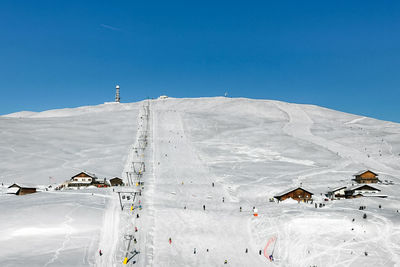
top-left (1, 97), bottom-right (400, 266)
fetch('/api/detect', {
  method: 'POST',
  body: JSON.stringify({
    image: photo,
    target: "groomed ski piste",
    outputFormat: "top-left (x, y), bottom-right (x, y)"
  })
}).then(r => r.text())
top-left (1, 97), bottom-right (400, 267)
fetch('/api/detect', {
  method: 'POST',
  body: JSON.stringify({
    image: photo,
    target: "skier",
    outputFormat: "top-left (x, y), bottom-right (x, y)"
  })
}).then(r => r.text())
top-left (245, 248), bottom-right (248, 253)
top-left (99, 250), bottom-right (103, 256)
top-left (203, 205), bottom-right (206, 211)
top-left (259, 250), bottom-right (262, 255)
top-left (212, 182), bottom-right (214, 187)
top-left (224, 260), bottom-right (228, 264)
top-left (135, 226), bottom-right (138, 232)
top-left (240, 207), bottom-right (242, 212)
top-left (169, 238), bottom-right (172, 244)
top-left (137, 214), bottom-right (140, 218)
top-left (222, 197), bottom-right (225, 203)
top-left (134, 238), bottom-right (137, 244)
top-left (194, 248), bottom-right (196, 254)
top-left (269, 254), bottom-right (274, 261)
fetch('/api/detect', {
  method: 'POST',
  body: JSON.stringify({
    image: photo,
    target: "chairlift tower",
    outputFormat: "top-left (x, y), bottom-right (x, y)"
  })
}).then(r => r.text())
top-left (115, 85), bottom-right (120, 103)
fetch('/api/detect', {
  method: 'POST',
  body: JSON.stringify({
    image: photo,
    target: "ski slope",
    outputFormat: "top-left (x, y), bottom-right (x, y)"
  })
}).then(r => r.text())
top-left (1, 97), bottom-right (400, 266)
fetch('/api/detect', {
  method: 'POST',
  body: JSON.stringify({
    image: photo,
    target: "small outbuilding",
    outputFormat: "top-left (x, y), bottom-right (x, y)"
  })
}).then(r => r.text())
top-left (109, 177), bottom-right (124, 186)
top-left (7, 184), bottom-right (37, 196)
top-left (353, 170), bottom-right (379, 184)
top-left (274, 187), bottom-right (313, 202)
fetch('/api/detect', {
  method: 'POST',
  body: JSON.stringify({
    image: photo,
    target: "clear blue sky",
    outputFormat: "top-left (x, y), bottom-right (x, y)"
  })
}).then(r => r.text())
top-left (0, 1), bottom-right (399, 122)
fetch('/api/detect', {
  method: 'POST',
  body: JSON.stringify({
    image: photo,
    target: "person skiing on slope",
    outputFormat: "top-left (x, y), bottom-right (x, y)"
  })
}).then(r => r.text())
top-left (203, 205), bottom-right (205, 211)
top-left (169, 237), bottom-right (172, 244)
top-left (99, 250), bottom-right (103, 256)
top-left (269, 254), bottom-right (274, 261)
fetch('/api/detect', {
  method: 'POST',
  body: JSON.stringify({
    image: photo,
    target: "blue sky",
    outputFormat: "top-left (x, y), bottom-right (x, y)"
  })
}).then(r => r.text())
top-left (0, 1), bottom-right (399, 122)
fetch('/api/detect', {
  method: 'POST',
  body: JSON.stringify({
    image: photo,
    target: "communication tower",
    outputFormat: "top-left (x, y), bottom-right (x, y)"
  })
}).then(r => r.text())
top-left (115, 85), bottom-right (120, 103)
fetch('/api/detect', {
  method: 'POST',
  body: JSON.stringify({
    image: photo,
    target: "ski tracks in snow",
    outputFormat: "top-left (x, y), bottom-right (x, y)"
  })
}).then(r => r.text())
top-left (273, 101), bottom-right (400, 178)
top-left (96, 191), bottom-right (120, 267)
top-left (44, 207), bottom-right (77, 267)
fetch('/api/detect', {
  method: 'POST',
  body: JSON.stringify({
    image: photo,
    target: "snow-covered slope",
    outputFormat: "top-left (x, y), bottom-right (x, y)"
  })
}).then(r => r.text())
top-left (1, 97), bottom-right (400, 267)
top-left (0, 102), bottom-right (140, 185)
top-left (147, 97), bottom-right (400, 267)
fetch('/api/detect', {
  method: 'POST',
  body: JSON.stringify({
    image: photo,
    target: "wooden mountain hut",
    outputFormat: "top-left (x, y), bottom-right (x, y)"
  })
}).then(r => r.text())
top-left (7, 184), bottom-right (37, 195)
top-left (353, 170), bottom-right (379, 184)
top-left (274, 187), bottom-right (313, 202)
top-left (109, 177), bottom-right (124, 186)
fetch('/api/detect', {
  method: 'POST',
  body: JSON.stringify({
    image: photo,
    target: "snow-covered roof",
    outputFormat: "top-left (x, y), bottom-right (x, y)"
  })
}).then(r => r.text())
top-left (353, 170), bottom-right (378, 176)
top-left (328, 186), bottom-right (347, 193)
top-left (274, 187), bottom-right (313, 197)
top-left (7, 187), bottom-right (20, 194)
top-left (71, 171), bottom-right (97, 179)
top-left (8, 183), bottom-right (36, 189)
top-left (346, 184), bottom-right (380, 191)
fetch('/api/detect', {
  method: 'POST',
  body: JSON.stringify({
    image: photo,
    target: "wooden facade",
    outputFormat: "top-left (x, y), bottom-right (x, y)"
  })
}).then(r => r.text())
top-left (7, 184), bottom-right (37, 196)
top-left (353, 170), bottom-right (379, 184)
top-left (110, 177), bottom-right (124, 186)
top-left (274, 187), bottom-right (313, 202)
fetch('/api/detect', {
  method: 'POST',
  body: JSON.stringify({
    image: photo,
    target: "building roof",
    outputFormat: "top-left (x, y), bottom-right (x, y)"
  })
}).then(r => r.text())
top-left (8, 183), bottom-right (36, 189)
top-left (328, 186), bottom-right (347, 193)
top-left (71, 171), bottom-right (97, 179)
top-left (346, 184), bottom-right (381, 192)
top-left (353, 170), bottom-right (378, 177)
top-left (7, 187), bottom-right (20, 194)
top-left (110, 177), bottom-right (122, 180)
top-left (274, 187), bottom-right (314, 197)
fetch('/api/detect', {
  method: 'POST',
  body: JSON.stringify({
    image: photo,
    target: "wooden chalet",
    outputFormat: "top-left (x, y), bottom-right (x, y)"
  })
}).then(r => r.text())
top-left (353, 170), bottom-right (379, 184)
top-left (68, 171), bottom-right (97, 187)
top-left (7, 184), bottom-right (37, 196)
top-left (274, 187), bottom-right (313, 202)
top-left (109, 177), bottom-right (124, 186)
